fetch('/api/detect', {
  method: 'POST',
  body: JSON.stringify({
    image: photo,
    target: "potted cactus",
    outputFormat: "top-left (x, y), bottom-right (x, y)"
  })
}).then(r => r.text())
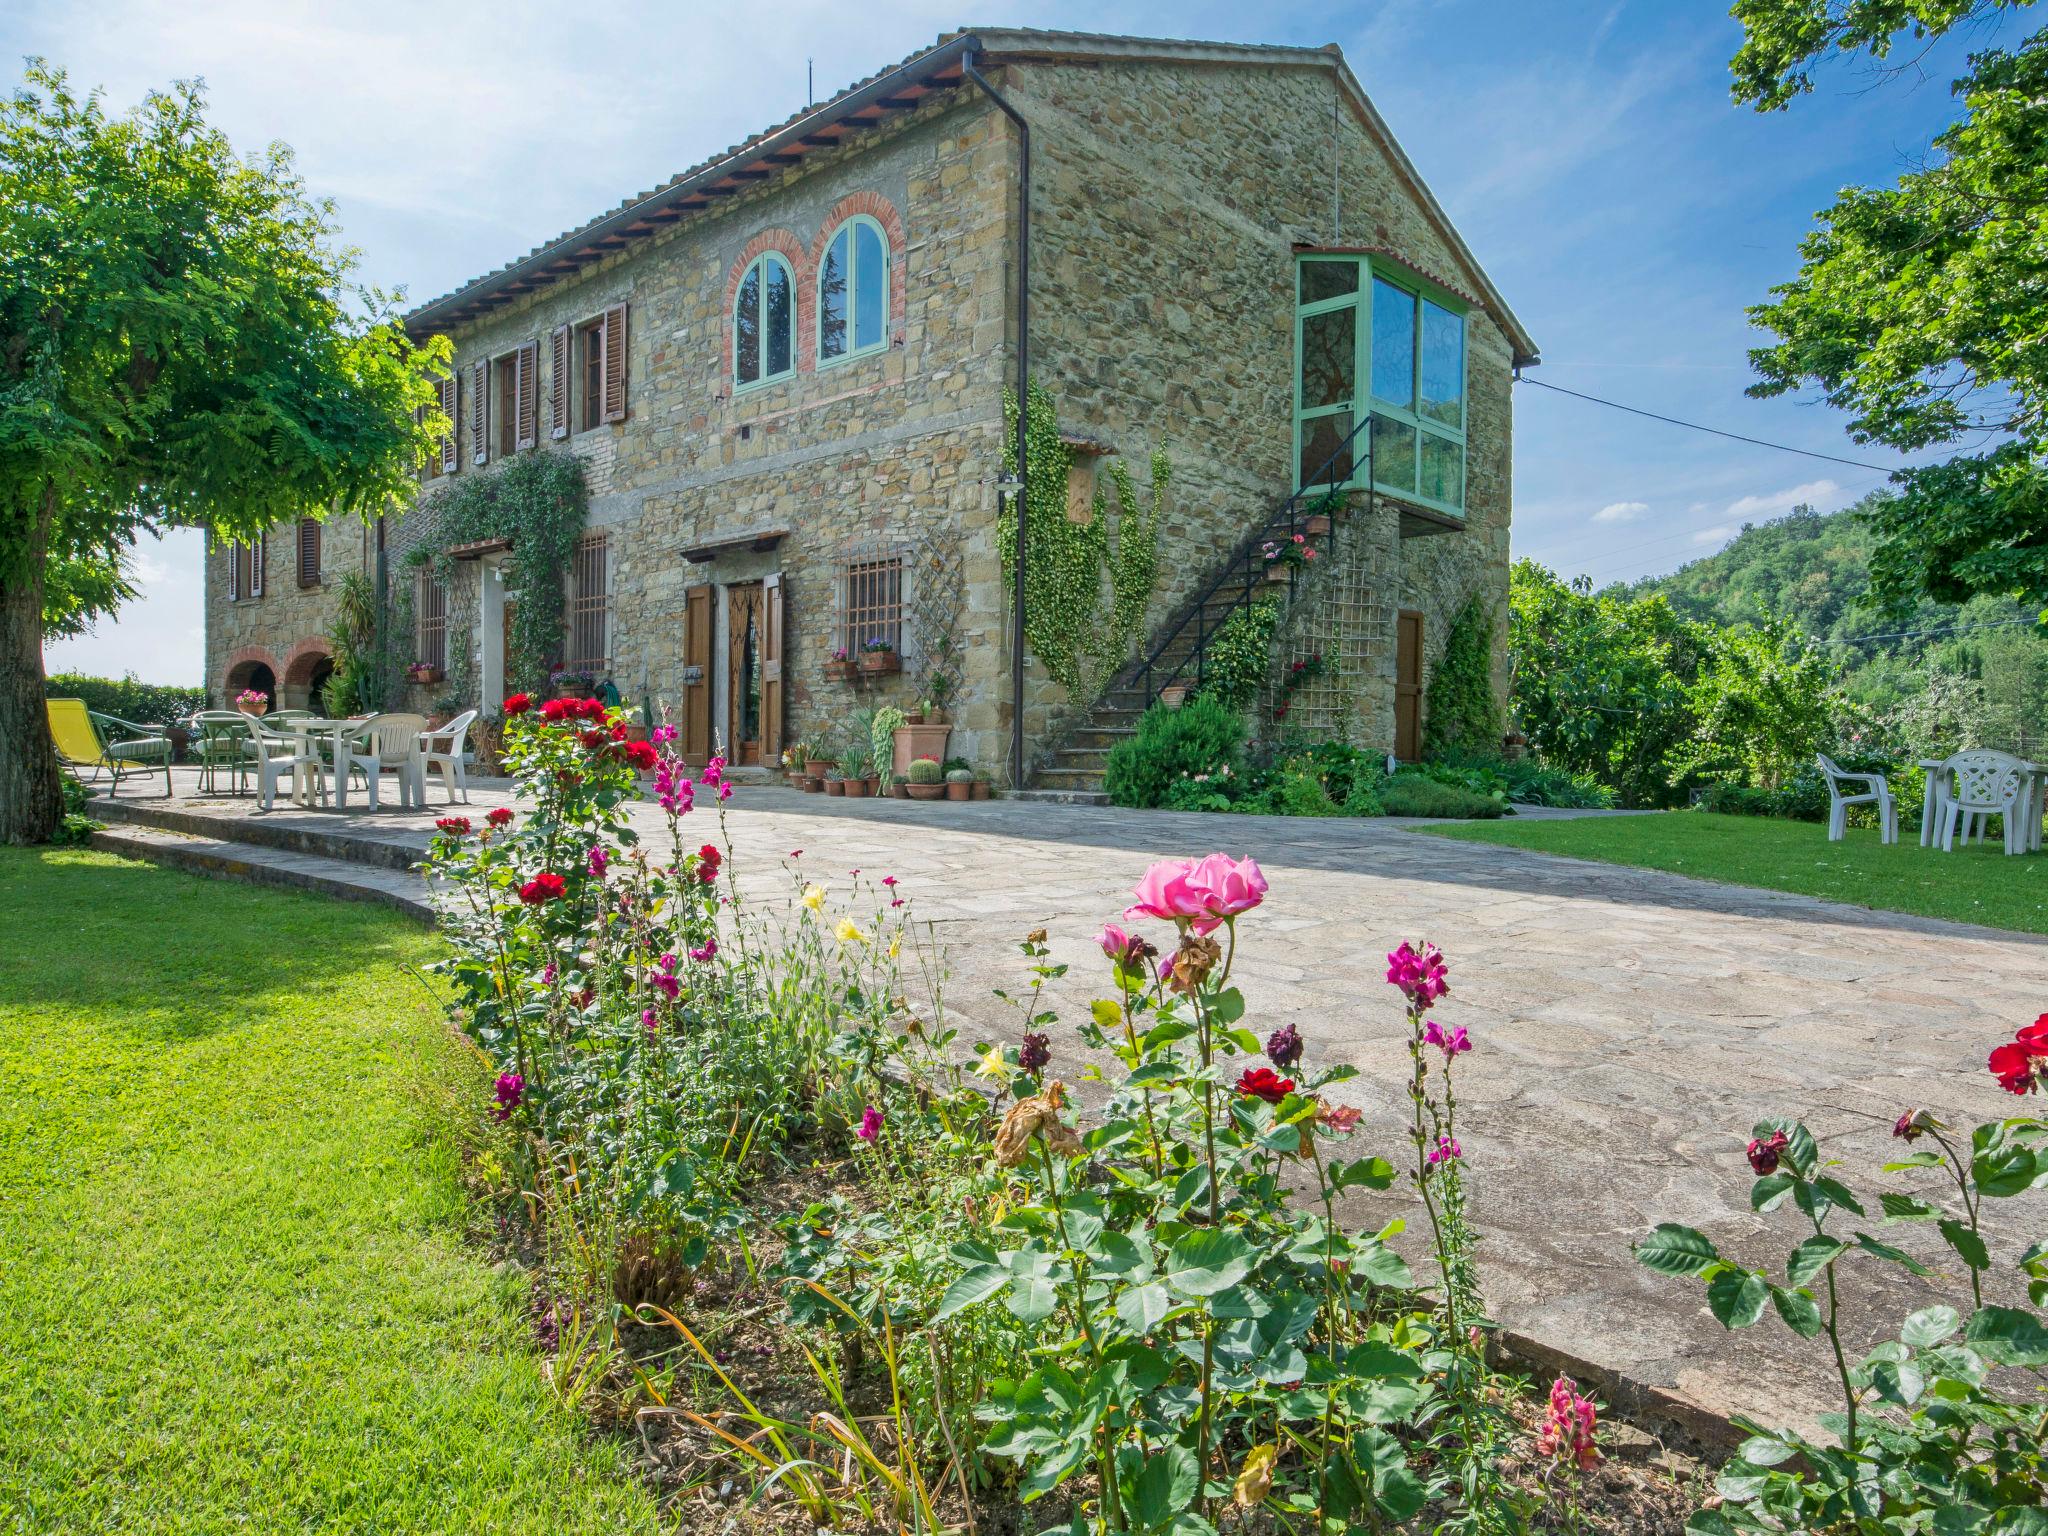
top-left (945, 766), bottom-right (974, 802)
top-left (906, 756), bottom-right (946, 801)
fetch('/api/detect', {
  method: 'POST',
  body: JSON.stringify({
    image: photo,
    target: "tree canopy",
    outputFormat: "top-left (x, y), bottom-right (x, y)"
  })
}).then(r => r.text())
top-left (0, 63), bottom-right (449, 842)
top-left (1731, 1), bottom-right (2048, 613)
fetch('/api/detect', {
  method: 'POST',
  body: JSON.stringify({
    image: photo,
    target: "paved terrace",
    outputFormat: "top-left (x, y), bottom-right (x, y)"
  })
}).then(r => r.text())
top-left (92, 770), bottom-right (2044, 1450)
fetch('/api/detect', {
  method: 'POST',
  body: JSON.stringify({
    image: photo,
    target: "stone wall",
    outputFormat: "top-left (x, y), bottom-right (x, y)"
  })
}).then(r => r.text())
top-left (203, 520), bottom-right (372, 707)
top-left (1010, 54), bottom-right (1517, 752)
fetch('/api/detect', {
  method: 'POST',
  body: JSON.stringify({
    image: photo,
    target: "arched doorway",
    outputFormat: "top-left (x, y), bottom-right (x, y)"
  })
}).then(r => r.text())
top-left (225, 659), bottom-right (277, 710)
top-left (282, 639), bottom-right (335, 711)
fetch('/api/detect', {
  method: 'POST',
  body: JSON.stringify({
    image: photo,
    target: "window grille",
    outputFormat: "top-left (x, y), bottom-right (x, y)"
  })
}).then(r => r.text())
top-left (416, 570), bottom-right (447, 671)
top-left (837, 554), bottom-right (904, 654)
top-left (566, 532), bottom-right (611, 672)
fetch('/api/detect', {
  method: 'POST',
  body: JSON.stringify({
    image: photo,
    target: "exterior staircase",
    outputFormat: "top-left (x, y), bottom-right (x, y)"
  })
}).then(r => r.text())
top-left (1024, 420), bottom-right (1373, 803)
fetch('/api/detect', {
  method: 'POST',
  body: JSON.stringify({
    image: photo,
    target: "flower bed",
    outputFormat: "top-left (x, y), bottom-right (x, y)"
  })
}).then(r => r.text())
top-left (419, 700), bottom-right (2048, 1533)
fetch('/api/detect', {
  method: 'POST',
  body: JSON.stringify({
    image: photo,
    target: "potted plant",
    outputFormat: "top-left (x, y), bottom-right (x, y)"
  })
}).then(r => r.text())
top-left (823, 768), bottom-right (845, 796)
top-left (857, 637), bottom-right (900, 676)
top-left (839, 746), bottom-right (872, 797)
top-left (426, 694), bottom-right (459, 730)
top-left (234, 688), bottom-right (269, 717)
top-left (1159, 681), bottom-right (1191, 710)
top-left (891, 772), bottom-right (910, 798)
top-left (906, 756), bottom-right (947, 801)
top-left (870, 705), bottom-right (906, 777)
top-left (1260, 532), bottom-right (1320, 585)
top-left (920, 670), bottom-right (953, 724)
top-left (945, 766), bottom-right (974, 802)
top-left (407, 660), bottom-right (445, 685)
top-left (972, 776), bottom-right (991, 800)
top-left (803, 740), bottom-right (834, 782)
top-left (550, 668), bottom-right (595, 700)
top-left (825, 646), bottom-right (855, 682)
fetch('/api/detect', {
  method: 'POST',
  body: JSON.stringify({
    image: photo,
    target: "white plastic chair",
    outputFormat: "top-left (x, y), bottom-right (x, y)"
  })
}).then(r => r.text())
top-left (419, 709), bottom-right (478, 804)
top-left (1816, 754), bottom-right (1896, 844)
top-left (1939, 750), bottom-right (2029, 855)
top-left (196, 711), bottom-right (316, 811)
top-left (333, 713), bottom-right (427, 810)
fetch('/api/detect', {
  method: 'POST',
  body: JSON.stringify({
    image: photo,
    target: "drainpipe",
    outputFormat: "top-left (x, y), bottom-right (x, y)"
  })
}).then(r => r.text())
top-left (373, 511), bottom-right (389, 708)
top-left (963, 53), bottom-right (1031, 792)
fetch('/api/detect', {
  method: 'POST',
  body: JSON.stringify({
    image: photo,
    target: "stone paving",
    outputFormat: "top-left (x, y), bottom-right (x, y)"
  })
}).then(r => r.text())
top-left (95, 771), bottom-right (2046, 1445)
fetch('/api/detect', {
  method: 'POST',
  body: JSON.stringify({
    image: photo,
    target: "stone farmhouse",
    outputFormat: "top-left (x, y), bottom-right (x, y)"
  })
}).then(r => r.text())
top-left (203, 27), bottom-right (1537, 794)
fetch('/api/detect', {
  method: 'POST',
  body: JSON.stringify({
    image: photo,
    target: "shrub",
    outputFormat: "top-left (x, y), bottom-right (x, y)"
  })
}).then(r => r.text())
top-left (1104, 694), bottom-right (1246, 808)
top-left (1381, 773), bottom-right (1509, 819)
top-left (1271, 767), bottom-right (1342, 816)
top-left (1201, 598), bottom-right (1281, 710)
top-left (1423, 597), bottom-right (1502, 756)
top-left (43, 671), bottom-right (204, 725)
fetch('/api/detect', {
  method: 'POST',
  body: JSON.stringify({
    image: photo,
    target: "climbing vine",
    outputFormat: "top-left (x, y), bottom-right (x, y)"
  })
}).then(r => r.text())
top-left (421, 451), bottom-right (588, 695)
top-left (1423, 595), bottom-right (1502, 757)
top-left (1202, 597), bottom-right (1282, 710)
top-left (997, 384), bottom-right (1167, 698)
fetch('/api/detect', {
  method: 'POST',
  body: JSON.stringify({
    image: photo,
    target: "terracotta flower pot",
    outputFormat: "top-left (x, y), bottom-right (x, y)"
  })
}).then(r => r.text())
top-left (844, 778), bottom-right (871, 798)
top-left (857, 651), bottom-right (901, 676)
top-left (805, 758), bottom-right (833, 780)
top-left (946, 781), bottom-right (971, 801)
top-left (973, 780), bottom-right (991, 800)
top-left (237, 700), bottom-right (268, 717)
top-left (802, 776), bottom-right (823, 793)
top-left (907, 782), bottom-right (946, 801)
top-left (1159, 684), bottom-right (1189, 711)
top-left (625, 722), bottom-right (650, 743)
top-left (892, 779), bottom-right (911, 798)
top-left (893, 722), bottom-right (951, 775)
top-left (826, 779), bottom-right (845, 796)
top-left (1304, 513), bottom-right (1333, 536)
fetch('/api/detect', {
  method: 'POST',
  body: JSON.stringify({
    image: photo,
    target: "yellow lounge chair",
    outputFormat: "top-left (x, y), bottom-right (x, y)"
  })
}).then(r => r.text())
top-left (46, 698), bottom-right (172, 797)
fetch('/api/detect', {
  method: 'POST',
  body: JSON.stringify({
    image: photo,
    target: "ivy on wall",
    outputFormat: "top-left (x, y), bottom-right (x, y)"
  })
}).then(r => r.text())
top-left (997, 385), bottom-right (1167, 698)
top-left (423, 452), bottom-right (589, 696)
top-left (1423, 595), bottom-right (1502, 757)
top-left (1202, 598), bottom-right (1282, 709)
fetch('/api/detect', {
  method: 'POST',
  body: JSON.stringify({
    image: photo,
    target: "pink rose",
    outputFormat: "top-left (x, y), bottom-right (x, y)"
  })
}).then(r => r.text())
top-left (1125, 858), bottom-right (1203, 927)
top-left (1124, 854), bottom-right (1267, 935)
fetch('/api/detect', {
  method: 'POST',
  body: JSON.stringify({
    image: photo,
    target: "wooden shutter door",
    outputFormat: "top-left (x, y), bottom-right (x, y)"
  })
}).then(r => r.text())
top-left (681, 584), bottom-right (713, 767)
top-left (227, 540), bottom-right (239, 601)
top-left (252, 534), bottom-right (266, 597)
top-left (601, 303), bottom-right (628, 422)
top-left (440, 374), bottom-right (459, 472)
top-left (471, 360), bottom-right (489, 465)
top-left (515, 340), bottom-right (538, 450)
top-left (761, 572), bottom-right (784, 762)
top-left (1395, 609), bottom-right (1424, 762)
top-left (549, 324), bottom-right (571, 439)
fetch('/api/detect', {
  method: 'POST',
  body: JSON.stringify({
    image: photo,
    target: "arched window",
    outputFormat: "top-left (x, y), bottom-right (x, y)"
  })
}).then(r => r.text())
top-left (817, 215), bottom-right (889, 365)
top-left (734, 252), bottom-right (795, 389)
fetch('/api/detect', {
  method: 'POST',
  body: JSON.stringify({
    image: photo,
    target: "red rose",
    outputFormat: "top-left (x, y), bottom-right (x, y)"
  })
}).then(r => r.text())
top-left (1747, 1130), bottom-right (1790, 1175)
top-left (434, 816), bottom-right (471, 837)
top-left (1236, 1066), bottom-right (1295, 1104)
top-left (518, 872), bottom-right (567, 905)
top-left (578, 698), bottom-right (608, 721)
top-left (503, 693), bottom-right (532, 715)
top-left (486, 807), bottom-right (514, 828)
top-left (540, 698), bottom-right (575, 723)
top-left (1991, 1041), bottom-right (2040, 1095)
top-left (579, 728), bottom-right (607, 750)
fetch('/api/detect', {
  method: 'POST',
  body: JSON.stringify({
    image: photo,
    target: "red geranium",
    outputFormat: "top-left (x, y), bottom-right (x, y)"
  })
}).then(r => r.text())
top-left (1236, 1066), bottom-right (1296, 1104)
top-left (503, 692), bottom-right (532, 715)
top-left (518, 872), bottom-right (567, 905)
top-left (486, 807), bottom-right (514, 828)
top-left (434, 816), bottom-right (471, 837)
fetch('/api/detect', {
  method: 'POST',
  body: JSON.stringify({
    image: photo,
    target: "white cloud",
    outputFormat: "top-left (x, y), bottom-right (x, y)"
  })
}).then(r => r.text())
top-left (1593, 500), bottom-right (1647, 523)
top-left (1690, 524), bottom-right (1735, 546)
top-left (1723, 478), bottom-right (1845, 521)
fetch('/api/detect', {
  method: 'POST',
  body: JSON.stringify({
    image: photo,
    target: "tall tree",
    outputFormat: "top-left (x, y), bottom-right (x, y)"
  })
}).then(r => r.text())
top-left (1731, 1), bottom-right (2048, 613)
top-left (0, 65), bottom-right (447, 843)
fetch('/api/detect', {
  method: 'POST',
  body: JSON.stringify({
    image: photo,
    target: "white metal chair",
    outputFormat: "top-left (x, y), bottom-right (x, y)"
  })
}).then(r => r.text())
top-left (419, 709), bottom-right (478, 804)
top-left (1939, 750), bottom-right (2030, 855)
top-left (332, 713), bottom-right (427, 811)
top-left (1816, 754), bottom-right (1897, 844)
top-left (193, 710), bottom-right (315, 811)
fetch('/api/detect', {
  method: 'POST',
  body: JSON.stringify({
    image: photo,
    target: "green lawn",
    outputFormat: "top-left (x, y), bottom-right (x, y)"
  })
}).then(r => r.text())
top-left (0, 848), bottom-right (662, 1535)
top-left (1420, 810), bottom-right (2048, 936)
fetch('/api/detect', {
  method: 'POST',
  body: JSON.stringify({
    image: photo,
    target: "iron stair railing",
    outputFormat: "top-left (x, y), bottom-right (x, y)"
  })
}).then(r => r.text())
top-left (1123, 416), bottom-right (1376, 709)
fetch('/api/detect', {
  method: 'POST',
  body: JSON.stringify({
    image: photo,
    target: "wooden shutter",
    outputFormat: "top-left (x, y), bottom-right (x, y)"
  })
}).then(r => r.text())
top-left (549, 324), bottom-right (571, 439)
top-left (251, 534), bottom-right (266, 597)
top-left (600, 302), bottom-right (628, 423)
top-left (761, 572), bottom-right (784, 762)
top-left (682, 583), bottom-right (712, 767)
top-left (439, 374), bottom-right (459, 473)
top-left (515, 340), bottom-right (538, 451)
top-left (1395, 610), bottom-right (1424, 762)
top-left (227, 539), bottom-right (239, 601)
top-left (471, 360), bottom-right (489, 466)
top-left (297, 518), bottom-right (322, 586)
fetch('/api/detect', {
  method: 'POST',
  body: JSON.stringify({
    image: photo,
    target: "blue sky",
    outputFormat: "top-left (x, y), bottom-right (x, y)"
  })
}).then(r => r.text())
top-left (16, 0), bottom-right (2017, 682)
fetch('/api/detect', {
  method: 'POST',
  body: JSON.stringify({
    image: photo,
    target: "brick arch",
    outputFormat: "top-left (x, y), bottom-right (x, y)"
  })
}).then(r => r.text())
top-left (221, 644), bottom-right (281, 707)
top-left (809, 191), bottom-right (908, 349)
top-left (723, 229), bottom-right (813, 383)
top-left (280, 635), bottom-right (335, 708)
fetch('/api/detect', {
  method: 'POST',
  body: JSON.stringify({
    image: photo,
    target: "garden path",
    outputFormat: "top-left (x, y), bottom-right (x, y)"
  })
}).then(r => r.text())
top-left (110, 773), bottom-right (2045, 1448)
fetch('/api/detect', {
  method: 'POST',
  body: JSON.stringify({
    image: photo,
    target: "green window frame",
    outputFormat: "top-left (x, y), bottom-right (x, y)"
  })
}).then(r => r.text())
top-left (734, 252), bottom-right (795, 392)
top-left (1292, 255), bottom-right (1468, 517)
top-left (817, 214), bottom-right (890, 367)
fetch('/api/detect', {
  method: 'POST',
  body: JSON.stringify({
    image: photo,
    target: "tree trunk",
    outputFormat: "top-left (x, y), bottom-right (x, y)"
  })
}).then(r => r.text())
top-left (0, 491), bottom-right (63, 846)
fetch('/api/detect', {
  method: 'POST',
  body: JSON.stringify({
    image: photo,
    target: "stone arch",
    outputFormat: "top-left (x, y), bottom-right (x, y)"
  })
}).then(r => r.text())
top-left (222, 645), bottom-right (280, 709)
top-left (809, 191), bottom-right (907, 349)
top-left (723, 228), bottom-right (812, 383)
top-left (280, 636), bottom-right (335, 710)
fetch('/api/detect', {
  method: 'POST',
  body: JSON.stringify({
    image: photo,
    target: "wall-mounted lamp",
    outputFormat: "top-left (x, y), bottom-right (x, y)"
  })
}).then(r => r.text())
top-left (994, 469), bottom-right (1024, 503)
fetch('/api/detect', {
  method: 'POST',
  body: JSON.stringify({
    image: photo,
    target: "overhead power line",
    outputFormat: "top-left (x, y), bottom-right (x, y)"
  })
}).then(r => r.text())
top-left (1515, 374), bottom-right (1901, 473)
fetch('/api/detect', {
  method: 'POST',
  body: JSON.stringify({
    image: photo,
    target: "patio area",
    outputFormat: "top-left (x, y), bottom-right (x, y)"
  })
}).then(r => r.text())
top-left (88, 766), bottom-right (2042, 1448)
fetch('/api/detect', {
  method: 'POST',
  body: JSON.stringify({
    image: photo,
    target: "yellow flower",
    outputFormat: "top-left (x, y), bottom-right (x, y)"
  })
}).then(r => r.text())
top-left (973, 1045), bottom-right (1015, 1081)
top-left (888, 934), bottom-right (901, 961)
top-left (802, 884), bottom-right (827, 912)
top-left (1233, 1444), bottom-right (1278, 1508)
top-left (835, 917), bottom-right (865, 946)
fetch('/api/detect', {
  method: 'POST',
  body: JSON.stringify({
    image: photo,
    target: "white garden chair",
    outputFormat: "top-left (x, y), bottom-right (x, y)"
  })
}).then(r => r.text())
top-left (419, 709), bottom-right (478, 804)
top-left (1939, 749), bottom-right (2030, 856)
top-left (1816, 754), bottom-right (1897, 844)
top-left (332, 713), bottom-right (427, 811)
top-left (194, 710), bottom-right (316, 811)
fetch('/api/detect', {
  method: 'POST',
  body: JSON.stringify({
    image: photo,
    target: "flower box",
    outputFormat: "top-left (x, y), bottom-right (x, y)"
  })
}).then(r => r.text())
top-left (857, 650), bottom-right (901, 676)
top-left (825, 660), bottom-right (856, 682)
top-left (407, 665), bottom-right (445, 685)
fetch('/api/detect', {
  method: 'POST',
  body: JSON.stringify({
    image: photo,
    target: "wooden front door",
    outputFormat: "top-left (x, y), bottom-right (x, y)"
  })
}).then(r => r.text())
top-left (760, 573), bottom-right (784, 764)
top-left (726, 582), bottom-right (765, 766)
top-left (681, 585), bottom-right (712, 768)
top-left (1394, 609), bottom-right (1424, 762)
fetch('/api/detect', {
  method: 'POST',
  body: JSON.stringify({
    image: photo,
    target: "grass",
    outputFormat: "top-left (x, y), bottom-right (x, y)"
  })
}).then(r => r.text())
top-left (1420, 810), bottom-right (2048, 937)
top-left (0, 847), bottom-right (663, 1535)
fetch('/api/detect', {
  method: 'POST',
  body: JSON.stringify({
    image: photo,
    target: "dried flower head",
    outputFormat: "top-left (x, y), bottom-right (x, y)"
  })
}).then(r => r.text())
top-left (1166, 933), bottom-right (1222, 995)
top-left (994, 1080), bottom-right (1084, 1166)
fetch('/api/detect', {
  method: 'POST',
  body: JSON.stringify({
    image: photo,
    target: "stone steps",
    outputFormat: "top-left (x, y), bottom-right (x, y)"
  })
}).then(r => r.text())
top-left (90, 822), bottom-right (434, 922)
top-left (89, 795), bottom-right (429, 872)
